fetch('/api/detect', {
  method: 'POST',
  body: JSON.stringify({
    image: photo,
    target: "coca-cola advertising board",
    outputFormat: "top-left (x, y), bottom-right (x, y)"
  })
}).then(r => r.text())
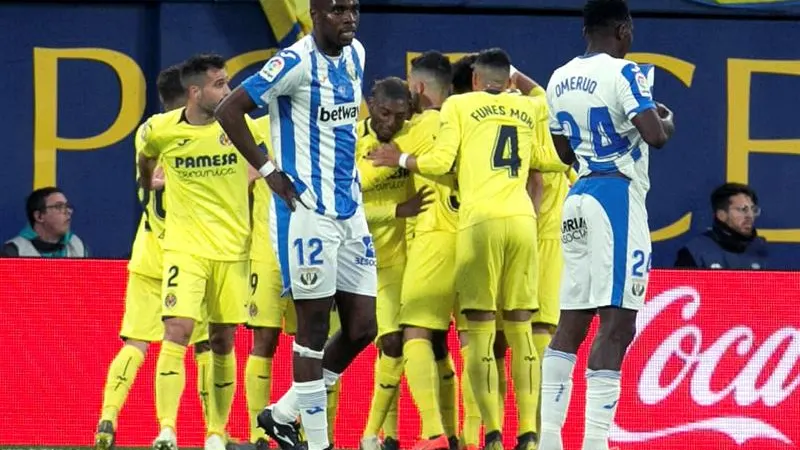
top-left (0, 259), bottom-right (797, 449)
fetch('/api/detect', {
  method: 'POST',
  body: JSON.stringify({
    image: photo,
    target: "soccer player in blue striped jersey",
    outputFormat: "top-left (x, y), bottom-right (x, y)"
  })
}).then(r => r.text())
top-left (539, 1), bottom-right (675, 450)
top-left (215, 2), bottom-right (376, 450)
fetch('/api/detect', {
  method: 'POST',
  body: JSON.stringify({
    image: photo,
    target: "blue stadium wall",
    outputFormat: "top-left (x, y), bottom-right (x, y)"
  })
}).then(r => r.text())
top-left (2, 0), bottom-right (799, 268)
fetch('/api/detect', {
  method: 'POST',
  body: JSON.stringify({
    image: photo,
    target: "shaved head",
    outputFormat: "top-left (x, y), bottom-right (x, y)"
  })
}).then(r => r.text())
top-left (310, 0), bottom-right (360, 54)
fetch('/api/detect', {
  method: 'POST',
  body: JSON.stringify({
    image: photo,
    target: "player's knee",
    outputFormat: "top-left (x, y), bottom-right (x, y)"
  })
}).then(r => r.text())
top-left (252, 327), bottom-right (281, 357)
top-left (432, 332), bottom-right (449, 360)
top-left (209, 325), bottom-right (236, 354)
top-left (604, 319), bottom-right (637, 349)
top-left (194, 340), bottom-right (211, 354)
top-left (347, 313), bottom-right (377, 349)
top-left (163, 317), bottom-right (194, 346)
top-left (531, 322), bottom-right (555, 334)
top-left (379, 332), bottom-right (403, 358)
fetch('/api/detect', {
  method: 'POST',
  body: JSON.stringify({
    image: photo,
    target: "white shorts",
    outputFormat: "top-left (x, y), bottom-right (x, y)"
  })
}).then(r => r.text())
top-left (270, 196), bottom-right (378, 300)
top-left (559, 176), bottom-right (651, 311)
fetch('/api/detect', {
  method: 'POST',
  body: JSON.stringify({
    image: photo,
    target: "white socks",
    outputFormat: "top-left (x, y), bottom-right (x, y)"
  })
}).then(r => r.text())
top-left (538, 348), bottom-right (577, 450)
top-left (296, 379), bottom-right (329, 450)
top-left (582, 369), bottom-right (621, 450)
top-left (272, 384), bottom-right (299, 425)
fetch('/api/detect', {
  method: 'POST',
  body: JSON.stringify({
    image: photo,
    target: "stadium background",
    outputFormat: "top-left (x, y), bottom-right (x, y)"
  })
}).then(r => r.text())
top-left (1, 0), bottom-right (799, 449)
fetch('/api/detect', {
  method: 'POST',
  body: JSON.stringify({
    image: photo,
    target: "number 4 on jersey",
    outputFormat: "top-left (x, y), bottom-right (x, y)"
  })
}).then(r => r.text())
top-left (492, 125), bottom-right (521, 177)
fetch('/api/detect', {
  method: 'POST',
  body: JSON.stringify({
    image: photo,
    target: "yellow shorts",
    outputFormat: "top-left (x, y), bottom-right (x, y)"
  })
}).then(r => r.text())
top-left (120, 271), bottom-right (209, 344)
top-left (376, 262), bottom-right (404, 339)
top-left (161, 251), bottom-right (249, 325)
top-left (248, 259), bottom-right (291, 329)
top-left (533, 238), bottom-right (562, 326)
top-left (400, 231), bottom-right (457, 331)
top-left (456, 217), bottom-right (539, 313)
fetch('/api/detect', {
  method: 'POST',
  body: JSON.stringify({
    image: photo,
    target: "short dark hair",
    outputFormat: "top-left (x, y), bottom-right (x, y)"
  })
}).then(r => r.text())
top-left (180, 53), bottom-right (226, 88)
top-left (711, 183), bottom-right (758, 212)
top-left (583, 0), bottom-right (631, 34)
top-left (410, 51), bottom-right (453, 87)
top-left (26, 187), bottom-right (64, 226)
top-left (474, 48), bottom-right (511, 72)
top-left (371, 76), bottom-right (410, 102)
top-left (452, 54), bottom-right (478, 95)
top-left (156, 64), bottom-right (185, 106)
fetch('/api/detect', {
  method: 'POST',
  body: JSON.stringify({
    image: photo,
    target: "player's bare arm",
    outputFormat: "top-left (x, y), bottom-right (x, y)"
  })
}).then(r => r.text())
top-left (510, 68), bottom-right (543, 96)
top-left (215, 87), bottom-right (302, 210)
top-left (151, 166), bottom-right (166, 191)
top-left (632, 107), bottom-right (672, 149)
top-left (656, 101), bottom-right (676, 139)
top-left (137, 153), bottom-right (157, 191)
top-left (527, 170), bottom-right (544, 214)
top-left (550, 134), bottom-right (577, 165)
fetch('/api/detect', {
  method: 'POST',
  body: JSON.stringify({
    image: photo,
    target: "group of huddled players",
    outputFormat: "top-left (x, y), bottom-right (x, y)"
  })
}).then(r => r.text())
top-left (93, 1), bottom-right (675, 450)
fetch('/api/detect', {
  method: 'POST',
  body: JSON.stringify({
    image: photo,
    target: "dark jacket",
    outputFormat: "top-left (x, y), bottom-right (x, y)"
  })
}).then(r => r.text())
top-left (675, 220), bottom-right (768, 269)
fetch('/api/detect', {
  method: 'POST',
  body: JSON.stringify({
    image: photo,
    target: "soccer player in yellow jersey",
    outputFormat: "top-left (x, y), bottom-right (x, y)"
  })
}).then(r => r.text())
top-left (94, 65), bottom-right (212, 450)
top-left (510, 65), bottom-right (574, 362)
top-left (389, 51), bottom-right (463, 450)
top-left (357, 77), bottom-right (433, 450)
top-left (138, 54), bottom-right (266, 450)
top-left (244, 115), bottom-right (286, 450)
top-left (370, 48), bottom-right (571, 450)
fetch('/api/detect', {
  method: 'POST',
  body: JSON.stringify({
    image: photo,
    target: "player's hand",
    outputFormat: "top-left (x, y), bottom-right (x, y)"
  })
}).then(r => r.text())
top-left (151, 166), bottom-right (165, 191)
top-left (265, 170), bottom-right (306, 211)
top-left (368, 143), bottom-right (402, 167)
top-left (656, 102), bottom-right (673, 121)
top-left (395, 186), bottom-right (433, 218)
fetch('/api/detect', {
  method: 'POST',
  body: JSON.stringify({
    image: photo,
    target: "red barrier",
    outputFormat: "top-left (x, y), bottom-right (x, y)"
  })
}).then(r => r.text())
top-left (1, 260), bottom-right (798, 449)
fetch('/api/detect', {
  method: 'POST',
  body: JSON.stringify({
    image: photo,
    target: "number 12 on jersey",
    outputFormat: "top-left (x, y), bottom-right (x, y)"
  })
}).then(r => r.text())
top-left (492, 125), bottom-right (521, 177)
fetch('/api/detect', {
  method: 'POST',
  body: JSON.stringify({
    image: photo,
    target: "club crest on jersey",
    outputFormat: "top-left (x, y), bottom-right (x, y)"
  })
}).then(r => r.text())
top-left (219, 132), bottom-right (232, 146)
top-left (346, 61), bottom-right (357, 81)
top-left (631, 281), bottom-right (646, 297)
top-left (164, 293), bottom-right (177, 309)
top-left (635, 72), bottom-right (652, 97)
top-left (261, 56), bottom-right (285, 83)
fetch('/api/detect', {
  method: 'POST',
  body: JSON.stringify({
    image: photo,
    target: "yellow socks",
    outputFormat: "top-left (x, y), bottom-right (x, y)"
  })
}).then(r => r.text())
top-left (437, 355), bottom-right (459, 439)
top-left (195, 350), bottom-right (211, 427)
top-left (382, 386), bottom-right (400, 439)
top-left (504, 320), bottom-right (540, 436)
top-left (364, 354), bottom-right (404, 437)
top-left (100, 344), bottom-right (145, 427)
top-left (459, 345), bottom-right (480, 448)
top-left (155, 340), bottom-right (187, 430)
top-left (207, 351), bottom-right (237, 437)
top-left (245, 355), bottom-right (272, 442)
top-left (532, 332), bottom-right (551, 362)
top-left (466, 320), bottom-right (501, 434)
top-left (404, 338), bottom-right (445, 438)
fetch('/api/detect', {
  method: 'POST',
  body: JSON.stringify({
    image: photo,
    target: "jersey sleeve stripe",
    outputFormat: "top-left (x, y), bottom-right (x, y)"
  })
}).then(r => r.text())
top-left (621, 63), bottom-right (656, 118)
top-left (241, 50), bottom-right (302, 108)
top-left (273, 199), bottom-right (293, 296)
top-left (309, 53), bottom-right (326, 215)
top-left (277, 97), bottom-right (306, 196)
top-left (350, 45), bottom-right (364, 78)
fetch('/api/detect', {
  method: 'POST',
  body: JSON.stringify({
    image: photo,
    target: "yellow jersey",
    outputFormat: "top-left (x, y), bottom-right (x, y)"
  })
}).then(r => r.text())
top-left (140, 108), bottom-right (265, 261)
top-left (356, 119), bottom-right (414, 268)
top-left (250, 116), bottom-right (279, 264)
top-left (525, 87), bottom-right (572, 240)
top-left (405, 109), bottom-right (458, 235)
top-left (417, 90), bottom-right (569, 229)
top-left (128, 121), bottom-right (167, 279)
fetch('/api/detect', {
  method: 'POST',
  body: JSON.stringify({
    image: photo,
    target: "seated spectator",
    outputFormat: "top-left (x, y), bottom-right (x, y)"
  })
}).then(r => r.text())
top-left (1, 187), bottom-right (89, 257)
top-left (675, 182), bottom-right (767, 269)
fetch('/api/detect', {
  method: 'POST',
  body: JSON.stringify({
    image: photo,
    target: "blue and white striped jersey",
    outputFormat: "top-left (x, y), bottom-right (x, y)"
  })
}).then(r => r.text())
top-left (546, 53), bottom-right (656, 193)
top-left (242, 35), bottom-right (365, 220)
